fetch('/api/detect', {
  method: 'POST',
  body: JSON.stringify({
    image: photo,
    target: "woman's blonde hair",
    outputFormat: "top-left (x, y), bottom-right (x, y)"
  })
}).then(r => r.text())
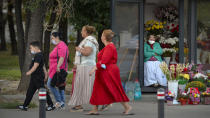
top-left (103, 29), bottom-right (115, 42)
top-left (83, 25), bottom-right (96, 35)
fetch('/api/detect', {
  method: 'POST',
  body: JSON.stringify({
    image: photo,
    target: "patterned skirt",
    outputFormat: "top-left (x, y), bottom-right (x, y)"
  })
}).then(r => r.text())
top-left (68, 65), bottom-right (95, 106)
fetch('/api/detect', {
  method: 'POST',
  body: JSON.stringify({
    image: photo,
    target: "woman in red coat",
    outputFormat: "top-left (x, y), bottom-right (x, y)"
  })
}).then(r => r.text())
top-left (88, 29), bottom-right (132, 115)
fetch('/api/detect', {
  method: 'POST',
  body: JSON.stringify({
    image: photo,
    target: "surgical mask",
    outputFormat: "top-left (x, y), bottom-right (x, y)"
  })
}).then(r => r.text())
top-left (31, 50), bottom-right (36, 54)
top-left (51, 40), bottom-right (57, 45)
top-left (148, 40), bottom-right (155, 44)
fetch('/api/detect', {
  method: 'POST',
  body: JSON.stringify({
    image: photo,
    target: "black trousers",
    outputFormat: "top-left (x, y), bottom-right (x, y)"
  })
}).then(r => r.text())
top-left (23, 79), bottom-right (53, 107)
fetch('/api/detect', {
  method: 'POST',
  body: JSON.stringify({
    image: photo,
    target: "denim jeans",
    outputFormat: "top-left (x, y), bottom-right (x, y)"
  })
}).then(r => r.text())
top-left (47, 78), bottom-right (65, 105)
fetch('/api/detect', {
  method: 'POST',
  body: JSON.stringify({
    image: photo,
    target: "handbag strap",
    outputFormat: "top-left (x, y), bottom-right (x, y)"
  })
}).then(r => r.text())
top-left (57, 47), bottom-right (68, 70)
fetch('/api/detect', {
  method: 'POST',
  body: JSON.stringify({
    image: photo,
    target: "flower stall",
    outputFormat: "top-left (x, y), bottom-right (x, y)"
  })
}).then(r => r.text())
top-left (112, 0), bottom-right (210, 93)
top-left (159, 61), bottom-right (210, 106)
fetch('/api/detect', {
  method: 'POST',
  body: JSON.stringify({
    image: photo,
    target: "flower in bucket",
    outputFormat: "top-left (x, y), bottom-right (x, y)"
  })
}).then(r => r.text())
top-left (178, 92), bottom-right (189, 100)
top-left (159, 62), bottom-right (186, 81)
top-left (159, 62), bottom-right (172, 80)
top-left (165, 91), bottom-right (174, 101)
top-left (178, 74), bottom-right (190, 85)
top-left (145, 20), bottom-right (165, 36)
top-left (158, 35), bottom-right (177, 57)
top-left (193, 73), bottom-right (208, 80)
top-left (201, 91), bottom-right (210, 97)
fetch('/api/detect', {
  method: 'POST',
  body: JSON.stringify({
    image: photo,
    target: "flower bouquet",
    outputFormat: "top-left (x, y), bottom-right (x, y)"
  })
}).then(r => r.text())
top-left (178, 92), bottom-right (189, 105)
top-left (165, 91), bottom-right (174, 105)
top-left (144, 20), bottom-right (165, 36)
top-left (166, 23), bottom-right (179, 38)
top-left (193, 73), bottom-right (208, 83)
top-left (185, 81), bottom-right (206, 92)
top-left (188, 63), bottom-right (203, 76)
top-left (178, 74), bottom-right (190, 92)
top-left (201, 88), bottom-right (210, 105)
top-left (159, 62), bottom-right (186, 81)
top-left (159, 36), bottom-right (177, 57)
top-left (187, 87), bottom-right (200, 105)
top-left (154, 4), bottom-right (178, 23)
top-left (160, 62), bottom-right (187, 104)
top-left (179, 74), bottom-right (190, 84)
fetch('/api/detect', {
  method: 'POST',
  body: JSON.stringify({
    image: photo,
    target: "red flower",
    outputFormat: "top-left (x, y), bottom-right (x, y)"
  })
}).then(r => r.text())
top-left (183, 68), bottom-right (188, 72)
top-left (167, 26), bottom-right (170, 29)
top-left (172, 24), bottom-right (175, 27)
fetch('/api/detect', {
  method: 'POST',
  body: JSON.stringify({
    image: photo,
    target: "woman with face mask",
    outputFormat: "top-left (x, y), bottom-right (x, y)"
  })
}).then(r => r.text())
top-left (47, 32), bottom-right (69, 109)
top-left (144, 35), bottom-right (167, 87)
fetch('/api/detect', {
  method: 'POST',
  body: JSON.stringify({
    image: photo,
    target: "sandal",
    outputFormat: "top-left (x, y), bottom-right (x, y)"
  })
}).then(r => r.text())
top-left (85, 112), bottom-right (99, 115)
top-left (100, 104), bottom-right (112, 111)
top-left (70, 106), bottom-right (84, 112)
top-left (123, 112), bottom-right (135, 115)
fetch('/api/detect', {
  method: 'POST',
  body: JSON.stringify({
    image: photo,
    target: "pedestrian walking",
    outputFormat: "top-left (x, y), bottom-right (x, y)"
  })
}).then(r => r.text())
top-left (88, 29), bottom-right (133, 115)
top-left (68, 25), bottom-right (99, 112)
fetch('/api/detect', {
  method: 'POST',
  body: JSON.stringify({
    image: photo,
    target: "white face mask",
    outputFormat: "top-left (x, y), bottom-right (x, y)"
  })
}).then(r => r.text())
top-left (31, 50), bottom-right (36, 54)
top-left (51, 40), bottom-right (57, 45)
top-left (148, 40), bottom-right (155, 44)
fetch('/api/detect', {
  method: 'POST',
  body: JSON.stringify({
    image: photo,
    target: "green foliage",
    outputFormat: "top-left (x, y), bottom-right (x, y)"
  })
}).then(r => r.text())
top-left (0, 45), bottom-right (21, 81)
top-left (23, 0), bottom-right (47, 11)
top-left (0, 70), bottom-right (21, 81)
top-left (69, 35), bottom-right (76, 42)
top-left (185, 81), bottom-right (206, 92)
top-left (69, 0), bottom-right (111, 32)
top-left (66, 73), bottom-right (73, 85)
top-left (178, 77), bottom-right (188, 85)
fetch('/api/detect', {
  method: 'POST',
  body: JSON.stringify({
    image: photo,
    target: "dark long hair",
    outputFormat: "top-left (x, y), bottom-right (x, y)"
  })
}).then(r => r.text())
top-left (51, 32), bottom-right (63, 41)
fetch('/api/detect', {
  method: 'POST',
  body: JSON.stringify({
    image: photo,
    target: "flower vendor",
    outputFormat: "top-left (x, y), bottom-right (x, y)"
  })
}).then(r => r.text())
top-left (144, 34), bottom-right (167, 87)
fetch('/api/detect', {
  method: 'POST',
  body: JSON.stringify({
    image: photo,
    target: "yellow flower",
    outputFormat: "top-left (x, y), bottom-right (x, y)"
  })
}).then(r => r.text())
top-left (152, 26), bottom-right (154, 30)
top-left (160, 22), bottom-right (163, 25)
top-left (163, 21), bottom-right (166, 24)
top-left (156, 25), bottom-right (160, 29)
top-left (155, 22), bottom-right (159, 25)
top-left (146, 27), bottom-right (151, 31)
top-left (146, 20), bottom-right (151, 25)
top-left (159, 25), bottom-right (163, 29)
top-left (183, 74), bottom-right (190, 80)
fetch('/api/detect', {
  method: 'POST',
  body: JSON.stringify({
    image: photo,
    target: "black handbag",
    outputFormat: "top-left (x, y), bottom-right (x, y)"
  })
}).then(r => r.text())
top-left (51, 48), bottom-right (68, 89)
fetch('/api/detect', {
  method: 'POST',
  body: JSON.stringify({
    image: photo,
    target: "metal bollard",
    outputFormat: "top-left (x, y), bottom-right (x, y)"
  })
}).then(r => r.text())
top-left (39, 88), bottom-right (46, 118)
top-left (157, 88), bottom-right (165, 118)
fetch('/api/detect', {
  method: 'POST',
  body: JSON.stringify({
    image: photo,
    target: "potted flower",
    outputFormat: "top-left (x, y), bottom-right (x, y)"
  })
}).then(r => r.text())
top-left (144, 20), bottom-right (165, 36)
top-left (165, 91), bottom-right (174, 106)
top-left (193, 73), bottom-right (208, 83)
top-left (178, 74), bottom-right (190, 92)
top-left (185, 81), bottom-right (206, 92)
top-left (201, 91), bottom-right (210, 105)
top-left (178, 92), bottom-right (189, 105)
top-left (187, 87), bottom-right (201, 105)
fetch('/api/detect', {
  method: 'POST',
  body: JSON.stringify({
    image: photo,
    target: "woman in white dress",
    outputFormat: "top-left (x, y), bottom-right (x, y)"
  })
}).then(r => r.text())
top-left (144, 35), bottom-right (167, 87)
